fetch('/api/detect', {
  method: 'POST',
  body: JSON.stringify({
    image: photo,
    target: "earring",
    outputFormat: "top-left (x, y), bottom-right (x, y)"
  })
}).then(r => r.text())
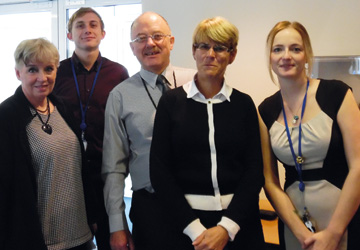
top-left (305, 63), bottom-right (309, 76)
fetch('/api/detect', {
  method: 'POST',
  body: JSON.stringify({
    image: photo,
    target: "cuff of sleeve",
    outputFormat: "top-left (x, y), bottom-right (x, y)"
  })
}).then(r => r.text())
top-left (183, 219), bottom-right (206, 242)
top-left (109, 212), bottom-right (128, 233)
top-left (217, 216), bottom-right (240, 241)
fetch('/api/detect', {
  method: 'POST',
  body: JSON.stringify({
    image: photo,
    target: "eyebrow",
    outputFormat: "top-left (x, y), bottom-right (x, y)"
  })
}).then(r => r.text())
top-left (272, 43), bottom-right (303, 47)
top-left (75, 20), bottom-right (99, 25)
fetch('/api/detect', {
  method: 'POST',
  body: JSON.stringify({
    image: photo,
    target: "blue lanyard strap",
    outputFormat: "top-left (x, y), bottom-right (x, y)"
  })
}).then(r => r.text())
top-left (280, 79), bottom-right (309, 192)
top-left (70, 58), bottom-right (103, 131)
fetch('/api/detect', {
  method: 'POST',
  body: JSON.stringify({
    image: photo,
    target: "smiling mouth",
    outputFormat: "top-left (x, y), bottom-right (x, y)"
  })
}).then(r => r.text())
top-left (35, 84), bottom-right (49, 88)
top-left (144, 47), bottom-right (161, 56)
top-left (280, 64), bottom-right (295, 68)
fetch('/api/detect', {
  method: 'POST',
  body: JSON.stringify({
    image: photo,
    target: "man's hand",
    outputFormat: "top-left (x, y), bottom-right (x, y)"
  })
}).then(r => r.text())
top-left (110, 230), bottom-right (135, 250)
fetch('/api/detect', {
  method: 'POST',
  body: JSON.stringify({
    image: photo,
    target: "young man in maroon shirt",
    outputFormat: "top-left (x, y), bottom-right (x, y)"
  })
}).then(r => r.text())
top-left (53, 7), bottom-right (129, 250)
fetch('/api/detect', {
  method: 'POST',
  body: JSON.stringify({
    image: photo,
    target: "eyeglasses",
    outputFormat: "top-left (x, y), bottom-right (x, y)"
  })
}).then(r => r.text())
top-left (193, 43), bottom-right (233, 53)
top-left (131, 33), bottom-right (171, 43)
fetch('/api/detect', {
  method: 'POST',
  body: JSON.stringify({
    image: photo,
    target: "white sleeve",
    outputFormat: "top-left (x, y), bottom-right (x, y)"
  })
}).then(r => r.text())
top-left (217, 216), bottom-right (240, 241)
top-left (183, 219), bottom-right (206, 242)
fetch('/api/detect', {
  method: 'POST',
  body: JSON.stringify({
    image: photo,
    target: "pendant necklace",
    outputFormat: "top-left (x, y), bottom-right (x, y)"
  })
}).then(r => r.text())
top-left (290, 106), bottom-right (302, 124)
top-left (34, 97), bottom-right (52, 135)
top-left (284, 92), bottom-right (304, 125)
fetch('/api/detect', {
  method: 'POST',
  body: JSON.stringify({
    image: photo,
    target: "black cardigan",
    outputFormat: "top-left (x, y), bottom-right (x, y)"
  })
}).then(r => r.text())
top-left (0, 86), bottom-right (96, 250)
top-left (150, 86), bottom-right (264, 237)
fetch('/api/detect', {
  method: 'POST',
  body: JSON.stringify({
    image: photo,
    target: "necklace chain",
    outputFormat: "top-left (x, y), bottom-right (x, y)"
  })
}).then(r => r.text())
top-left (287, 102), bottom-right (302, 124)
top-left (34, 98), bottom-right (52, 134)
top-left (282, 80), bottom-right (309, 124)
top-left (36, 104), bottom-right (49, 113)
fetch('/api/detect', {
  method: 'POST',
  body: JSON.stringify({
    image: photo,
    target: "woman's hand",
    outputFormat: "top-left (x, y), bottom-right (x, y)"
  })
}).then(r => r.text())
top-left (192, 226), bottom-right (229, 250)
top-left (303, 229), bottom-right (342, 250)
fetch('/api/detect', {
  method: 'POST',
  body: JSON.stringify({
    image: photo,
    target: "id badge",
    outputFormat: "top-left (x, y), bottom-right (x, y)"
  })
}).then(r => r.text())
top-left (302, 209), bottom-right (316, 233)
top-left (82, 131), bottom-right (87, 151)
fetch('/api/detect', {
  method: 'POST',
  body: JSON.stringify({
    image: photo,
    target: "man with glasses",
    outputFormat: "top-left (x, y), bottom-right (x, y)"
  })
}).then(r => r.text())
top-left (102, 11), bottom-right (195, 250)
top-left (53, 7), bottom-right (129, 250)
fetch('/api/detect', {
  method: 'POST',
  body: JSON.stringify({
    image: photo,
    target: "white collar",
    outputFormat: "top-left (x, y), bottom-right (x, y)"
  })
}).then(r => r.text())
top-left (184, 78), bottom-right (232, 103)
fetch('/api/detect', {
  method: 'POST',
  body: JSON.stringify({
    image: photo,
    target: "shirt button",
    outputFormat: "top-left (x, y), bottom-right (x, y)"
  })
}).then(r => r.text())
top-left (208, 101), bottom-right (211, 104)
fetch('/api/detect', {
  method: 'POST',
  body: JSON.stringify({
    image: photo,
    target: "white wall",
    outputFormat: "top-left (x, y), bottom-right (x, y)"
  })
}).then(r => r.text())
top-left (143, 0), bottom-right (360, 104)
top-left (142, 0), bottom-right (360, 199)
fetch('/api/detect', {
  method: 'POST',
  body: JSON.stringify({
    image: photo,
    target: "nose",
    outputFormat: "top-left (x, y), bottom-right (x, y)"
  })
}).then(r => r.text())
top-left (283, 49), bottom-right (291, 59)
top-left (145, 36), bottom-right (156, 47)
top-left (37, 71), bottom-right (47, 82)
top-left (206, 47), bottom-right (216, 57)
top-left (84, 24), bottom-right (91, 34)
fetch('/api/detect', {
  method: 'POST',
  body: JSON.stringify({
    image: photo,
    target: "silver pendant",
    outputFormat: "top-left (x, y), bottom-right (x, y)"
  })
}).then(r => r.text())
top-left (292, 115), bottom-right (299, 124)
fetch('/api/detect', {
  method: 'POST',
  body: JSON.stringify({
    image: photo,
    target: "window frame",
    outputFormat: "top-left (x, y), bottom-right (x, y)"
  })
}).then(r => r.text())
top-left (0, 0), bottom-right (141, 60)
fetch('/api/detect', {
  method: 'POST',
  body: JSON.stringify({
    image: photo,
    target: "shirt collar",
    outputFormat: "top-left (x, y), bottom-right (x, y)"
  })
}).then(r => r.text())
top-left (139, 64), bottom-right (172, 89)
top-left (71, 52), bottom-right (102, 72)
top-left (184, 75), bottom-right (232, 102)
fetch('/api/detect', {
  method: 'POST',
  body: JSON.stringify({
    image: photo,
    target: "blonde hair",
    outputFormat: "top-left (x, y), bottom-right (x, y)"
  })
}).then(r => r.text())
top-left (193, 16), bottom-right (239, 50)
top-left (14, 38), bottom-right (59, 69)
top-left (266, 21), bottom-right (313, 83)
top-left (68, 7), bottom-right (104, 33)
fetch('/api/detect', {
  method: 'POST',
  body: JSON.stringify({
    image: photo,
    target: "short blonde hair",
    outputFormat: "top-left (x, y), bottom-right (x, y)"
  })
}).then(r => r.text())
top-left (14, 38), bottom-right (59, 69)
top-left (68, 7), bottom-right (104, 33)
top-left (193, 16), bottom-right (239, 51)
top-left (266, 21), bottom-right (313, 83)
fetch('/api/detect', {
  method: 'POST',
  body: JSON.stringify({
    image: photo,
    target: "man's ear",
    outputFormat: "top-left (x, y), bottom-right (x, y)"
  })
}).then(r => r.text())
top-left (130, 42), bottom-right (135, 55)
top-left (67, 33), bottom-right (73, 41)
top-left (169, 36), bottom-right (174, 51)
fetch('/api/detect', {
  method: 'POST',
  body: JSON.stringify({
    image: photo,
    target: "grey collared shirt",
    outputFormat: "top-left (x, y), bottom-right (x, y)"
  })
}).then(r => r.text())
top-left (102, 65), bottom-right (196, 232)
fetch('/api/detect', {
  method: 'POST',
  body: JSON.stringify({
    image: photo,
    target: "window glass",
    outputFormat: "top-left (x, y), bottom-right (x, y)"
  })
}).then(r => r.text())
top-left (0, 11), bottom-right (52, 103)
top-left (67, 4), bottom-right (141, 76)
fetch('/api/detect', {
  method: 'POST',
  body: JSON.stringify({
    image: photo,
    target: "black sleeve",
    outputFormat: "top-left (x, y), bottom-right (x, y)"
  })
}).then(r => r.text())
top-left (316, 79), bottom-right (351, 120)
top-left (0, 111), bottom-right (12, 248)
top-left (223, 94), bottom-right (264, 226)
top-left (150, 92), bottom-right (199, 231)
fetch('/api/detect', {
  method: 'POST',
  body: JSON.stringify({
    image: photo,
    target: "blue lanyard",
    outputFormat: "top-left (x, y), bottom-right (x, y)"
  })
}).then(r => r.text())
top-left (280, 79), bottom-right (309, 192)
top-left (70, 58), bottom-right (103, 132)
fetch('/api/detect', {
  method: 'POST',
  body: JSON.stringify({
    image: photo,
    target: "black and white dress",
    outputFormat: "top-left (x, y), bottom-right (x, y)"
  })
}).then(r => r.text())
top-left (259, 79), bottom-right (360, 250)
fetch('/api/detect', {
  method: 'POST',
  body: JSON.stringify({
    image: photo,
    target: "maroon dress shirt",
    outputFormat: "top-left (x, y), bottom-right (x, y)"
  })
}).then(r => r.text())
top-left (54, 53), bottom-right (129, 177)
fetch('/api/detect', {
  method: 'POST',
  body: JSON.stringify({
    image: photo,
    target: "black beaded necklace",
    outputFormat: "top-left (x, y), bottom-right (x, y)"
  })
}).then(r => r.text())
top-left (34, 97), bottom-right (52, 135)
